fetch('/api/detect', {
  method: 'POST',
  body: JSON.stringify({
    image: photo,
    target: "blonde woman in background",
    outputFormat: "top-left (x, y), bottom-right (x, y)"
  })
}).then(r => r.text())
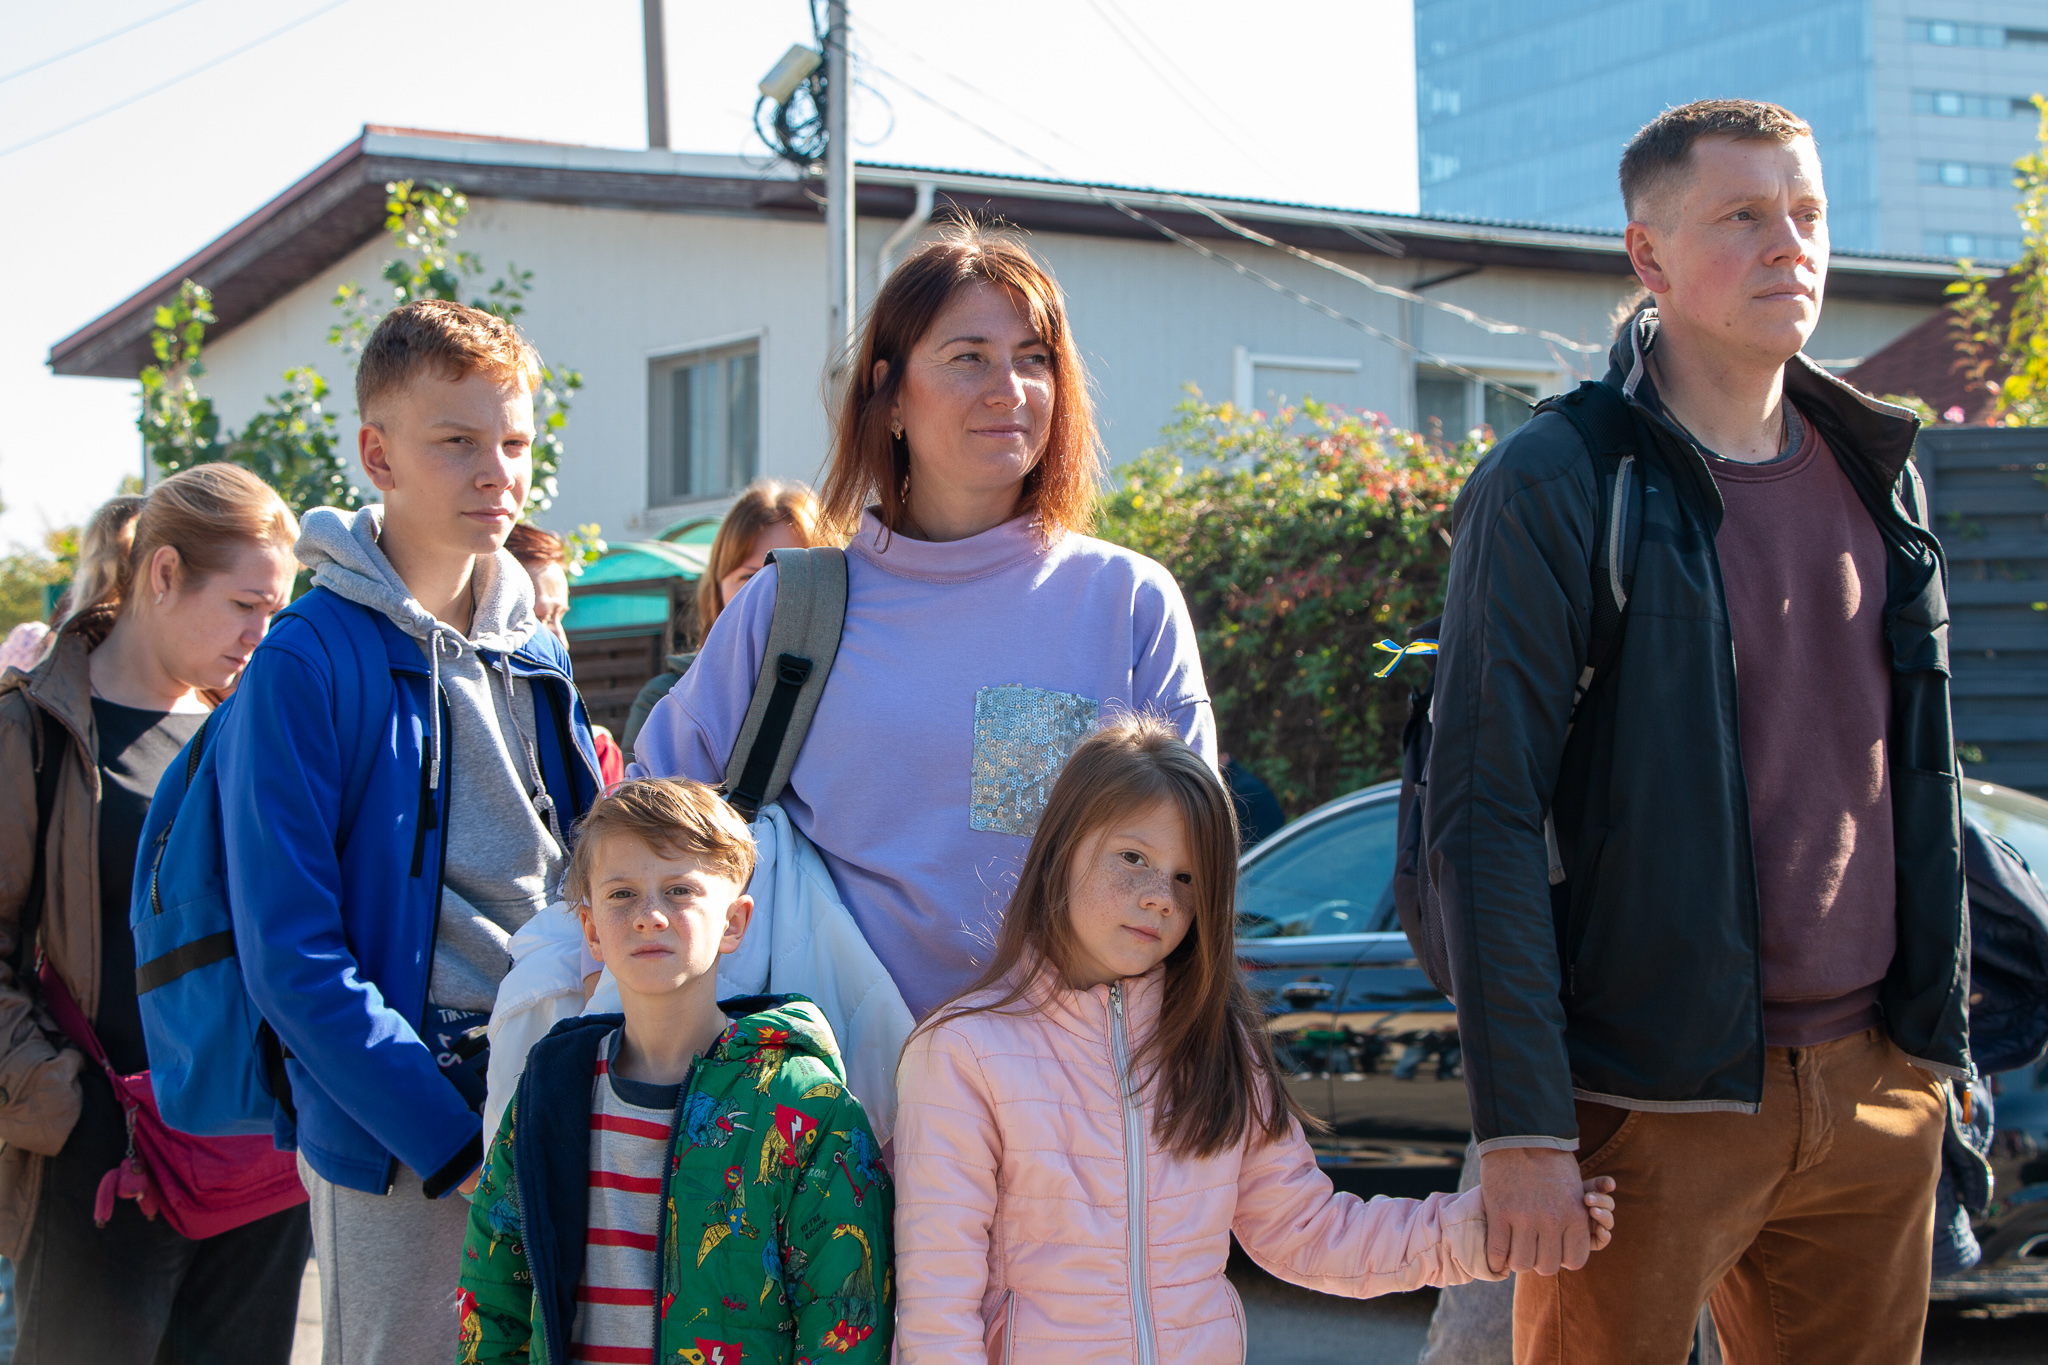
top-left (619, 478), bottom-right (829, 762)
top-left (0, 468), bottom-right (306, 1365)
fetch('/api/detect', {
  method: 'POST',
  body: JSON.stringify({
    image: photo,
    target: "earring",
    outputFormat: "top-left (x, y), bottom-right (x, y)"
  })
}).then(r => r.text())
top-left (890, 419), bottom-right (905, 439)
top-left (155, 591), bottom-right (165, 606)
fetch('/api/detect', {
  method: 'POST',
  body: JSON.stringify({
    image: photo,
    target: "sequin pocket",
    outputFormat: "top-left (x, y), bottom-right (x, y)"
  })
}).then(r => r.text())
top-left (970, 685), bottom-right (1101, 835)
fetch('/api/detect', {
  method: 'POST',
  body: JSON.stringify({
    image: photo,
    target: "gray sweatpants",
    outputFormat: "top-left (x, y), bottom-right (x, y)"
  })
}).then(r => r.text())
top-left (298, 1154), bottom-right (472, 1365)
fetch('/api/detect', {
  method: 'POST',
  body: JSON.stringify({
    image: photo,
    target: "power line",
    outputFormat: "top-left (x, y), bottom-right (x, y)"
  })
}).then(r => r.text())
top-left (856, 59), bottom-right (1598, 389)
top-left (0, 0), bottom-right (210, 86)
top-left (1171, 196), bottom-right (1605, 355)
top-left (0, 0), bottom-right (353, 162)
top-left (858, 60), bottom-right (1552, 403)
top-left (1079, 0), bottom-right (1272, 183)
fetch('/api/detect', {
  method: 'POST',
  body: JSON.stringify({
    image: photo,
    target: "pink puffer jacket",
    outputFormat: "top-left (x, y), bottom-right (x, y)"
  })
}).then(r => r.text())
top-left (893, 966), bottom-right (1497, 1364)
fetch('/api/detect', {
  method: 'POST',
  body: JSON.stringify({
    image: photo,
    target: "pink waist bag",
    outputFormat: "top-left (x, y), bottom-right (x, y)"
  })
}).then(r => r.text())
top-left (39, 958), bottom-right (306, 1240)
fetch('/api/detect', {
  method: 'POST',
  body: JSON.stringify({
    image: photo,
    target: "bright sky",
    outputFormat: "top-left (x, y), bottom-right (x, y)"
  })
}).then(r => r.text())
top-left (0, 0), bottom-right (1416, 550)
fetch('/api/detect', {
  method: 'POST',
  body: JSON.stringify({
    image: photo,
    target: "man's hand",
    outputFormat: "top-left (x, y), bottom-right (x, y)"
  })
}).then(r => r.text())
top-left (1479, 1146), bottom-right (1594, 1276)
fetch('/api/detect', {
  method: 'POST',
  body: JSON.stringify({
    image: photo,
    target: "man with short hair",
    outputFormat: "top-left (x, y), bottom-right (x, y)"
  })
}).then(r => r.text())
top-left (220, 299), bottom-right (600, 1364)
top-left (1429, 99), bottom-right (1968, 1363)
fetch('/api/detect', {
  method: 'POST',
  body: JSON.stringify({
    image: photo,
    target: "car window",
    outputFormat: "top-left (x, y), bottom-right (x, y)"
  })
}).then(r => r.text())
top-left (1237, 798), bottom-right (1398, 939)
top-left (1964, 788), bottom-right (2048, 880)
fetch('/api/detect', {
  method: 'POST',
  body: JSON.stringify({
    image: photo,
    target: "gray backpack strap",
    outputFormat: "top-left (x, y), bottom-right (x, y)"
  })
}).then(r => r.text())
top-left (722, 547), bottom-right (848, 819)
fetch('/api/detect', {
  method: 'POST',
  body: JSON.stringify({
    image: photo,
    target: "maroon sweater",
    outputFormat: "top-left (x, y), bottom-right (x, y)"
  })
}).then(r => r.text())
top-left (1708, 410), bottom-right (1895, 1047)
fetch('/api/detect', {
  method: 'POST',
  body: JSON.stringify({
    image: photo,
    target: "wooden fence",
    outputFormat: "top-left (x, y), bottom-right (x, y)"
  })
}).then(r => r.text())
top-left (1919, 426), bottom-right (2048, 795)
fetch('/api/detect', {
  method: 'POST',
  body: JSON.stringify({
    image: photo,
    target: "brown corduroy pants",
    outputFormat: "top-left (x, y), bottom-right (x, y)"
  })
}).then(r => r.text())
top-left (1513, 1029), bottom-right (1946, 1365)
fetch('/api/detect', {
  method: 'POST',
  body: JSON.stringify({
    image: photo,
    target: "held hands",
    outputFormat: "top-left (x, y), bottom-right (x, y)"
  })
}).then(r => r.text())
top-left (1479, 1147), bottom-right (1618, 1277)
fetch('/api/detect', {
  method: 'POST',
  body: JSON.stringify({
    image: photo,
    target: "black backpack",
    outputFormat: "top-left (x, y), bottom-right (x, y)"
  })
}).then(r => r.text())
top-left (1390, 381), bottom-right (1647, 996)
top-left (1961, 815), bottom-right (2048, 1075)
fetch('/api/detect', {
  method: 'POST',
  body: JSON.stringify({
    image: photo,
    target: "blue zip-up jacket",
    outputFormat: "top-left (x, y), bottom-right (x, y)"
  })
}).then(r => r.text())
top-left (219, 584), bottom-right (600, 1195)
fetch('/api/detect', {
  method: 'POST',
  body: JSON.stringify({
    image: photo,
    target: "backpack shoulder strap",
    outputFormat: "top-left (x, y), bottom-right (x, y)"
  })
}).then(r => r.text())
top-left (1534, 380), bottom-right (1644, 685)
top-left (21, 701), bottom-right (68, 975)
top-left (723, 547), bottom-right (849, 819)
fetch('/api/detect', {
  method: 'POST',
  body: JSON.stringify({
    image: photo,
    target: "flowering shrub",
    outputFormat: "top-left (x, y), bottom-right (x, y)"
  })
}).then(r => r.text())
top-left (1096, 396), bottom-right (1486, 815)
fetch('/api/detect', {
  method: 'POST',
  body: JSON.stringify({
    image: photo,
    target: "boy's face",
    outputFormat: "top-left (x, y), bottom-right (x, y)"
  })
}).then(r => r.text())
top-left (1624, 134), bottom-right (1829, 367)
top-left (359, 369), bottom-right (535, 563)
top-left (578, 834), bottom-right (753, 999)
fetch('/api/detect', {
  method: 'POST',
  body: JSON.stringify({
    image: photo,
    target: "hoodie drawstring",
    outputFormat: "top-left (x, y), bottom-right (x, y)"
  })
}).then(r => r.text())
top-left (424, 624), bottom-right (464, 794)
top-left (499, 654), bottom-right (562, 845)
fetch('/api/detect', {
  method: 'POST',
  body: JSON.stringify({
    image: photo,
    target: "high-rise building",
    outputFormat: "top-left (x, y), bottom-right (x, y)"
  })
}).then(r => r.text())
top-left (1416, 1), bottom-right (2048, 260)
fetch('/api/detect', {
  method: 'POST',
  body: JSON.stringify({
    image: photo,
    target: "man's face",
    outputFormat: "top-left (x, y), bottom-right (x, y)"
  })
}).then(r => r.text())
top-left (359, 369), bottom-right (535, 561)
top-left (1625, 134), bottom-right (1829, 365)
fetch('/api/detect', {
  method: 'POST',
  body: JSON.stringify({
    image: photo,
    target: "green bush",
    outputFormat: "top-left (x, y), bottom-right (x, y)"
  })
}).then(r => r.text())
top-left (1096, 396), bottom-right (1485, 816)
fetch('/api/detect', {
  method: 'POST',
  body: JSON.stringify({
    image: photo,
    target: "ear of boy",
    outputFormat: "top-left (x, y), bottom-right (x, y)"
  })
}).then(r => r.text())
top-left (358, 370), bottom-right (536, 632)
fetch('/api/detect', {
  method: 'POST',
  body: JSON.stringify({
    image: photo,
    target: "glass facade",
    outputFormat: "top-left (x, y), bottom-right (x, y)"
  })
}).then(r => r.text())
top-left (1416, 0), bottom-right (1880, 249)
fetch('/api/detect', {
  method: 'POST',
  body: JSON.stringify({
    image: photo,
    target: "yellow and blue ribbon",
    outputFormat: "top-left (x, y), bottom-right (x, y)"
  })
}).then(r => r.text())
top-left (1371, 638), bottom-right (1439, 678)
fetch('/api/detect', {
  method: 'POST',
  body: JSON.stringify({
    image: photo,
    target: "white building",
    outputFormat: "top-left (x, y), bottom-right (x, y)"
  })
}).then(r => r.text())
top-left (49, 126), bottom-right (1952, 544)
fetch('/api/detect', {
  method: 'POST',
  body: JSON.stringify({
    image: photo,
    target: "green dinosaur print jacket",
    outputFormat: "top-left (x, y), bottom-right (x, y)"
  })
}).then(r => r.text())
top-left (457, 997), bottom-right (894, 1365)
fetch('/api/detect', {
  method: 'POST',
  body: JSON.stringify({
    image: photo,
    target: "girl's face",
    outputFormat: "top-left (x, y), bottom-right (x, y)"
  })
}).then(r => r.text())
top-left (1062, 798), bottom-right (1197, 991)
top-left (718, 520), bottom-right (804, 609)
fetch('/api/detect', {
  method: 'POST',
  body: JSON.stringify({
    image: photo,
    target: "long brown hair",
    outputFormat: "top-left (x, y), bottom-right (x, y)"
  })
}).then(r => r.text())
top-left (64, 494), bottom-right (146, 625)
top-left (76, 466), bottom-right (297, 626)
top-left (921, 717), bottom-right (1313, 1158)
top-left (696, 479), bottom-right (829, 645)
top-left (819, 222), bottom-right (1100, 542)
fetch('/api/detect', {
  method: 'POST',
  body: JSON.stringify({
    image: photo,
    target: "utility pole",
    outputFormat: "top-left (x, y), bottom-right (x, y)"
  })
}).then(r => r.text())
top-left (823, 0), bottom-right (855, 364)
top-left (643, 0), bottom-right (669, 150)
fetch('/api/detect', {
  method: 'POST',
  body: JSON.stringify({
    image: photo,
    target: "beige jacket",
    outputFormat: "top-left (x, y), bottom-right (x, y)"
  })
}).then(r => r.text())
top-left (892, 965), bottom-right (1496, 1365)
top-left (0, 618), bottom-right (109, 1255)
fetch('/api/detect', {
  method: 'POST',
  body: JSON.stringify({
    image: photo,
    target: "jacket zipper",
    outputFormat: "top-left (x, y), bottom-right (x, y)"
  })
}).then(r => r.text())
top-left (1109, 983), bottom-right (1157, 1365)
top-left (650, 1062), bottom-right (692, 1365)
top-left (398, 687), bottom-right (454, 1195)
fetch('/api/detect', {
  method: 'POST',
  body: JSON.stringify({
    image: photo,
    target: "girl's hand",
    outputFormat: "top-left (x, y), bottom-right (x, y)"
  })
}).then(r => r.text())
top-left (1582, 1176), bottom-right (1618, 1251)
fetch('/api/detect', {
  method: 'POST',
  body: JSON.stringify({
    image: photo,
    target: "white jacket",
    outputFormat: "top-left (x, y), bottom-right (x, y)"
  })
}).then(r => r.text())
top-left (483, 804), bottom-right (914, 1142)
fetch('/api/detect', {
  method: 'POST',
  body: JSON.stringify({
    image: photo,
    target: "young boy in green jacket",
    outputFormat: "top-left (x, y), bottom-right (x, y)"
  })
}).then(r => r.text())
top-left (457, 778), bottom-right (893, 1365)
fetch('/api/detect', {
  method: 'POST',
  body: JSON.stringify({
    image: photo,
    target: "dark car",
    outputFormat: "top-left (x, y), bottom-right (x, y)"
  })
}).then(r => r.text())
top-left (1235, 777), bottom-right (2048, 1292)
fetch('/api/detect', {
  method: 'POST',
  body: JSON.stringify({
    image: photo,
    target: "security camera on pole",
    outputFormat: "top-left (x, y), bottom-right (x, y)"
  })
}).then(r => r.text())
top-left (754, 6), bottom-right (854, 374)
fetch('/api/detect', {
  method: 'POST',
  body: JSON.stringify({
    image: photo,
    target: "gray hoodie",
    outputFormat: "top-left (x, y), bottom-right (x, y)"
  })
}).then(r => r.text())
top-left (297, 505), bottom-right (565, 1014)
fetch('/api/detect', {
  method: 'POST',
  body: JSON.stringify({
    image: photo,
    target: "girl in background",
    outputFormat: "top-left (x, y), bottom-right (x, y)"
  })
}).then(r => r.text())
top-left (620, 478), bottom-right (827, 762)
top-left (892, 718), bottom-right (1615, 1364)
top-left (504, 521), bottom-right (625, 785)
top-left (0, 468), bottom-right (307, 1365)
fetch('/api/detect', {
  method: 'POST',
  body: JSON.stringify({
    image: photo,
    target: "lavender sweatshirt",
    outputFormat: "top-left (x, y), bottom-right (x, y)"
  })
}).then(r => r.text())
top-left (629, 511), bottom-right (1215, 1016)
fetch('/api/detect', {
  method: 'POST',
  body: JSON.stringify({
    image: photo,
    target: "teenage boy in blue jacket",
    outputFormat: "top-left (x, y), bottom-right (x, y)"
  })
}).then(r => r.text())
top-left (217, 299), bottom-right (600, 1365)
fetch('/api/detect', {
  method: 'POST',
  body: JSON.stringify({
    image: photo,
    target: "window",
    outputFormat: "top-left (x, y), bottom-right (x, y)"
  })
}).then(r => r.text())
top-left (1913, 90), bottom-right (2032, 119)
top-left (1232, 348), bottom-right (1368, 416)
top-left (1414, 365), bottom-right (1545, 441)
top-left (1924, 230), bottom-right (2024, 260)
top-left (648, 341), bottom-right (759, 505)
top-left (1919, 159), bottom-right (2008, 188)
top-left (1237, 798), bottom-right (1400, 939)
top-left (1421, 152), bottom-right (1462, 185)
top-left (1908, 19), bottom-right (2005, 47)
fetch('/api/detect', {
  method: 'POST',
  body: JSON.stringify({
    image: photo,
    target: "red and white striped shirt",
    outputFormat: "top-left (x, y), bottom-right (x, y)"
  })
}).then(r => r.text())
top-left (570, 1031), bottom-right (681, 1365)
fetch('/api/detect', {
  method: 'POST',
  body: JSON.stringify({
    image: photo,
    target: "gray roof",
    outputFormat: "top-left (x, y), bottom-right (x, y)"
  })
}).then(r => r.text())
top-left (48, 126), bottom-right (1959, 380)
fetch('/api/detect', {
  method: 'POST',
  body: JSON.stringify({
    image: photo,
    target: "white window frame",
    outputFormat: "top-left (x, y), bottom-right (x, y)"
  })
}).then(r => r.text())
top-left (1232, 347), bottom-right (1364, 411)
top-left (646, 329), bottom-right (766, 517)
top-left (1410, 355), bottom-right (1571, 437)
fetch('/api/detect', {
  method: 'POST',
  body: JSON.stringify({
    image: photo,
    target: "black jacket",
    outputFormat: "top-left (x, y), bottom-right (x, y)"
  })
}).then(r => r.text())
top-left (1428, 309), bottom-right (1970, 1148)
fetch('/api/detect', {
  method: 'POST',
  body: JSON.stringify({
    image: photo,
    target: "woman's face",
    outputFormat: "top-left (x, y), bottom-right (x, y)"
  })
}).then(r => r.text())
top-left (887, 282), bottom-right (1055, 516)
top-left (154, 542), bottom-right (296, 692)
top-left (719, 521), bottom-right (805, 609)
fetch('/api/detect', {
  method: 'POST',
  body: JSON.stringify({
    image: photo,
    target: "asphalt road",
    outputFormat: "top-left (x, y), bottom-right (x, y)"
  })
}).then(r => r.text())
top-left (288, 1254), bottom-right (2048, 1363)
top-left (1228, 1259), bottom-right (2048, 1365)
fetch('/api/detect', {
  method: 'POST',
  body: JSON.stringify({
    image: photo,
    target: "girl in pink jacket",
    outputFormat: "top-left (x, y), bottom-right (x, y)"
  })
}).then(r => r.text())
top-left (893, 718), bottom-right (1615, 1364)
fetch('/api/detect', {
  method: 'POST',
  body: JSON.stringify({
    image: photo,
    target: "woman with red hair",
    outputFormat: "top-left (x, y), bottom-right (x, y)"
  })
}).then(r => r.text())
top-left (631, 223), bottom-right (1214, 1016)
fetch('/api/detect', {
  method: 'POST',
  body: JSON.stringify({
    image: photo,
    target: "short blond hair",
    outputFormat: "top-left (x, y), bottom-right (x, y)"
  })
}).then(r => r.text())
top-left (564, 778), bottom-right (756, 907)
top-left (355, 299), bottom-right (545, 422)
